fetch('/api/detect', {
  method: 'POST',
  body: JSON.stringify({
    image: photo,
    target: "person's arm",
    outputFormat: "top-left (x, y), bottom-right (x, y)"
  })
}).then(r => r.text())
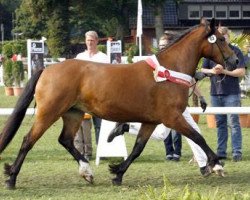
top-left (201, 64), bottom-right (246, 78)
top-left (201, 64), bottom-right (223, 75)
top-left (221, 68), bottom-right (245, 78)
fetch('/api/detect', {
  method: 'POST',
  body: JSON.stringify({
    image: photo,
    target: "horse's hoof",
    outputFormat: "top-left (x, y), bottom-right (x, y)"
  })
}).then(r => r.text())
top-left (215, 170), bottom-right (225, 177)
top-left (213, 164), bottom-right (225, 177)
top-left (200, 166), bottom-right (212, 177)
top-left (79, 160), bottom-right (94, 184)
top-left (83, 175), bottom-right (94, 184)
top-left (5, 180), bottom-right (16, 190)
top-left (112, 177), bottom-right (122, 186)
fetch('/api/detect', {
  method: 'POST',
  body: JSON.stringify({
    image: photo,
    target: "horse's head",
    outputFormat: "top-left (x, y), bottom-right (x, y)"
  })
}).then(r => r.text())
top-left (201, 18), bottom-right (238, 71)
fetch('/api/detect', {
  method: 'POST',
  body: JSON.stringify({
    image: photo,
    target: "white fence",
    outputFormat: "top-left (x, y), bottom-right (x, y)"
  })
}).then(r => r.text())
top-left (1, 107), bottom-right (250, 115)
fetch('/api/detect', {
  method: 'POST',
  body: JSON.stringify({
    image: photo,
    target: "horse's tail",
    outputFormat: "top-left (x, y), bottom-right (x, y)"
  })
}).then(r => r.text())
top-left (0, 69), bottom-right (44, 153)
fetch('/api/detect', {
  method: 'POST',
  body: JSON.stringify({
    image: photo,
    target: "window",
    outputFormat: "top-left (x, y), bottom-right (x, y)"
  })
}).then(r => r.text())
top-left (229, 5), bottom-right (241, 19)
top-left (202, 6), bottom-right (213, 19)
top-left (215, 5), bottom-right (227, 19)
top-left (188, 5), bottom-right (200, 19)
top-left (190, 11), bottom-right (200, 18)
top-left (243, 6), bottom-right (250, 19)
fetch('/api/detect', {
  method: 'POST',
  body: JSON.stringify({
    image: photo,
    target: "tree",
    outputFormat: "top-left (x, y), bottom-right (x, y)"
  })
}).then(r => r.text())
top-left (14, 0), bottom-right (46, 40)
top-left (15, 0), bottom-right (70, 57)
top-left (72, 0), bottom-right (137, 40)
top-left (14, 0), bottom-right (137, 57)
top-left (0, 0), bottom-right (22, 40)
top-left (46, 0), bottom-right (70, 58)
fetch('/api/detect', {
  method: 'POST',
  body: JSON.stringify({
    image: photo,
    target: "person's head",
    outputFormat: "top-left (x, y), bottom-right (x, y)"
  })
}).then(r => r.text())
top-left (159, 32), bottom-right (173, 50)
top-left (218, 26), bottom-right (230, 44)
top-left (85, 31), bottom-right (99, 51)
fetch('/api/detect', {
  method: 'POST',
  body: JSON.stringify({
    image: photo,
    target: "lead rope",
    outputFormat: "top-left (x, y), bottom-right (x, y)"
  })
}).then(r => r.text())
top-left (188, 81), bottom-right (197, 98)
top-left (214, 40), bottom-right (228, 83)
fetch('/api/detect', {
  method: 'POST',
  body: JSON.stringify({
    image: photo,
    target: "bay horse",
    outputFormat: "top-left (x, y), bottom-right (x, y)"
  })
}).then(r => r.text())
top-left (0, 18), bottom-right (238, 189)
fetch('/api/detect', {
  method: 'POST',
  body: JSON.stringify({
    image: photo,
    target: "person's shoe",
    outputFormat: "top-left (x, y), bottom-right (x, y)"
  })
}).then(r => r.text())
top-left (107, 123), bottom-right (129, 143)
top-left (200, 166), bottom-right (212, 177)
top-left (218, 156), bottom-right (227, 160)
top-left (172, 154), bottom-right (180, 162)
top-left (166, 155), bottom-right (173, 161)
top-left (233, 155), bottom-right (242, 162)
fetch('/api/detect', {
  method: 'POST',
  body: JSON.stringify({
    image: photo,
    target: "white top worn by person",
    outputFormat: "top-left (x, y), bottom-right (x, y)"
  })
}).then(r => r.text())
top-left (74, 30), bottom-right (108, 160)
top-left (76, 32), bottom-right (109, 63)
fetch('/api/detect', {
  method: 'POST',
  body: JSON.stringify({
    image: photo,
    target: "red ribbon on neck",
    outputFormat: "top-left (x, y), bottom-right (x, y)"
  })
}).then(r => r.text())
top-left (145, 57), bottom-right (191, 87)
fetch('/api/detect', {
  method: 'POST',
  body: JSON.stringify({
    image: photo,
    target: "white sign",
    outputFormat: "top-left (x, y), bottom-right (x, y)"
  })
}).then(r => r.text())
top-left (95, 120), bottom-right (128, 165)
top-left (27, 39), bottom-right (44, 78)
top-left (107, 40), bottom-right (122, 64)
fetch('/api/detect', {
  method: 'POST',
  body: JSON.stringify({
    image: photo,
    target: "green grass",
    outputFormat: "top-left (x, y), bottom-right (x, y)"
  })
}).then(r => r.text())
top-left (0, 83), bottom-right (250, 200)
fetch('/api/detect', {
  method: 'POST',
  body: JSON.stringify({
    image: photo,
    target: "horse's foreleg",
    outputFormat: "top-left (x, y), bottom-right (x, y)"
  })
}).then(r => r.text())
top-left (169, 114), bottom-right (223, 176)
top-left (109, 123), bottom-right (156, 185)
top-left (187, 131), bottom-right (223, 175)
top-left (59, 109), bottom-right (93, 184)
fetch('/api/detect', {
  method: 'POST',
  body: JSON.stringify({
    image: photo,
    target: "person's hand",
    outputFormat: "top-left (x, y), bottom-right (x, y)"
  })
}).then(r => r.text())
top-left (212, 64), bottom-right (223, 74)
top-left (199, 96), bottom-right (207, 112)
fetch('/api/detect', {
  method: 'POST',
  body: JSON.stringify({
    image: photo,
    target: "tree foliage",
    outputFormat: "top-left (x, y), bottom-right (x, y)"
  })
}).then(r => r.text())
top-left (13, 0), bottom-right (138, 57)
top-left (3, 0), bottom-right (172, 57)
top-left (0, 0), bottom-right (22, 40)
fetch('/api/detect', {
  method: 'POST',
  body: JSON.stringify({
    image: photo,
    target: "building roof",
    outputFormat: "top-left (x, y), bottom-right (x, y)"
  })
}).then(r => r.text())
top-left (183, 0), bottom-right (249, 2)
top-left (129, 0), bottom-right (178, 28)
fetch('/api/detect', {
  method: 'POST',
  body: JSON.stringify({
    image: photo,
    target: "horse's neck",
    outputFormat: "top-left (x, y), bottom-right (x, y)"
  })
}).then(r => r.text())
top-left (157, 39), bottom-right (200, 76)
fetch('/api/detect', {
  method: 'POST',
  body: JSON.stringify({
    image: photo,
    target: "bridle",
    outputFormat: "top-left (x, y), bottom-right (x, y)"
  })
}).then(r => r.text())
top-left (208, 34), bottom-right (229, 83)
top-left (208, 34), bottom-right (230, 66)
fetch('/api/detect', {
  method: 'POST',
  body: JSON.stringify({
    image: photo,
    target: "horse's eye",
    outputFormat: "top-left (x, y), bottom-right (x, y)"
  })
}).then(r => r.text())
top-left (219, 37), bottom-right (225, 42)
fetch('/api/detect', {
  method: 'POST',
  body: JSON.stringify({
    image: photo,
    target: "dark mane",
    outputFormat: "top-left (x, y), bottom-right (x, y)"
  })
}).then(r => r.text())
top-left (156, 25), bottom-right (200, 55)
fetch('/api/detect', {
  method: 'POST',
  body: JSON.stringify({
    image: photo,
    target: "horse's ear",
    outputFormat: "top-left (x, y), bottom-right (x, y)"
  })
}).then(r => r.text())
top-left (209, 18), bottom-right (216, 35)
top-left (200, 17), bottom-right (207, 25)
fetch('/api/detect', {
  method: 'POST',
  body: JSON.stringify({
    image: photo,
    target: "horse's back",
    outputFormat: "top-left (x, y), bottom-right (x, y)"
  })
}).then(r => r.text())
top-left (34, 59), bottom-right (187, 123)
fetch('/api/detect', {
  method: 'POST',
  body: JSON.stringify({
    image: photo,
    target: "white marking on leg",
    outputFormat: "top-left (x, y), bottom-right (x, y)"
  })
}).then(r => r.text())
top-left (213, 164), bottom-right (225, 177)
top-left (213, 164), bottom-right (223, 171)
top-left (79, 160), bottom-right (93, 179)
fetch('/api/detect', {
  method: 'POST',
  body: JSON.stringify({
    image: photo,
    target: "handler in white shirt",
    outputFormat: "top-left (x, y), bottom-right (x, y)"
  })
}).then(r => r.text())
top-left (74, 30), bottom-right (109, 160)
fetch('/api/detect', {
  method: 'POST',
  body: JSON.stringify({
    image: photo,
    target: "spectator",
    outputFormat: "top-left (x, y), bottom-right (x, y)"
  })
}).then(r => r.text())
top-left (201, 26), bottom-right (246, 162)
top-left (159, 33), bottom-right (183, 161)
top-left (74, 30), bottom-right (109, 160)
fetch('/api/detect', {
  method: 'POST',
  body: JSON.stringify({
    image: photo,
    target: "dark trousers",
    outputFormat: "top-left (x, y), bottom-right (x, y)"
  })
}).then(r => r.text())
top-left (164, 130), bottom-right (182, 156)
top-left (92, 116), bottom-right (102, 144)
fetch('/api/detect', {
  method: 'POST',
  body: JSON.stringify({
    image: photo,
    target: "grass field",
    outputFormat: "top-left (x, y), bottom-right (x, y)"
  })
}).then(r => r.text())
top-left (0, 82), bottom-right (250, 200)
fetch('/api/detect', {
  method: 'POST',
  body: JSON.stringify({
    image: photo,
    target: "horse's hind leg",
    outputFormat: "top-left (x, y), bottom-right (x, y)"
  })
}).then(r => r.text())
top-left (109, 123), bottom-right (156, 185)
top-left (59, 109), bottom-right (93, 184)
top-left (4, 115), bottom-right (59, 189)
top-left (107, 122), bottom-right (130, 142)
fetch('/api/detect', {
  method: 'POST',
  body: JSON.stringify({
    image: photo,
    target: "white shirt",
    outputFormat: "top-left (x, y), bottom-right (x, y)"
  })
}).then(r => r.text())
top-left (75, 51), bottom-right (109, 63)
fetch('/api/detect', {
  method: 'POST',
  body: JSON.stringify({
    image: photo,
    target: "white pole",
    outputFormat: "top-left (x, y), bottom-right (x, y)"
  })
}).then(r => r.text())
top-left (136, 0), bottom-right (143, 57)
top-left (139, 36), bottom-right (142, 57)
top-left (2, 107), bottom-right (250, 116)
